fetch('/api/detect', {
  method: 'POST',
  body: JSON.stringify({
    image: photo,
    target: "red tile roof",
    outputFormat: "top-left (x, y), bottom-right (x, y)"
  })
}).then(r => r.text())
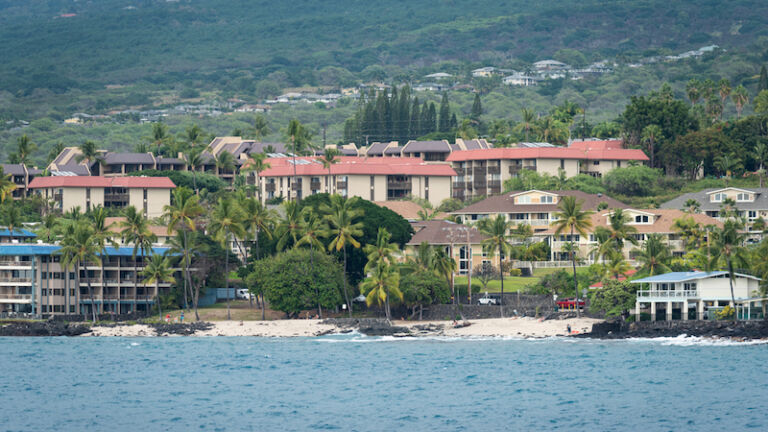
top-left (259, 156), bottom-right (456, 177)
top-left (446, 146), bottom-right (648, 162)
top-left (29, 176), bottom-right (176, 189)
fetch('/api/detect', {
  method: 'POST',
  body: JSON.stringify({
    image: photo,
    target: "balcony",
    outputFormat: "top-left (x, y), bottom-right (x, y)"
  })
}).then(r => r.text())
top-left (636, 290), bottom-right (699, 300)
top-left (105, 193), bottom-right (129, 202)
top-left (473, 167), bottom-right (487, 176)
top-left (290, 182), bottom-right (302, 190)
top-left (454, 167), bottom-right (465, 176)
top-left (487, 180), bottom-right (501, 189)
top-left (0, 260), bottom-right (32, 268)
top-left (265, 183), bottom-right (276, 192)
top-left (529, 219), bottom-right (551, 226)
top-left (387, 181), bottom-right (411, 190)
top-left (0, 293), bottom-right (33, 302)
top-left (336, 181), bottom-right (347, 190)
top-left (487, 166), bottom-right (500, 175)
top-left (310, 180), bottom-right (321, 190)
top-left (0, 277), bottom-right (32, 283)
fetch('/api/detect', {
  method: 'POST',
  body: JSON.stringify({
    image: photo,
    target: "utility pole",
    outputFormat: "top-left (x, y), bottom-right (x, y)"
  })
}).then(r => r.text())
top-left (291, 134), bottom-right (298, 202)
top-left (322, 123), bottom-right (327, 147)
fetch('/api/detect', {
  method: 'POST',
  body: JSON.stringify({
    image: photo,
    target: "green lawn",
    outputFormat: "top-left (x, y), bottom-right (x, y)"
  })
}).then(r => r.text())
top-left (454, 267), bottom-right (589, 293)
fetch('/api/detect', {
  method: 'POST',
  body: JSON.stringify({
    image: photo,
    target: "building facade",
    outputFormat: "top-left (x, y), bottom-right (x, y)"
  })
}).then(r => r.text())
top-left (661, 187), bottom-right (768, 228)
top-left (404, 220), bottom-right (487, 276)
top-left (29, 176), bottom-right (175, 218)
top-left (0, 244), bottom-right (177, 317)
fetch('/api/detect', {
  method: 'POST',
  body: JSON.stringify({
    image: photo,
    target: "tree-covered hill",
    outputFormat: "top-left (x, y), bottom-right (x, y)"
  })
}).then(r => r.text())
top-left (1, 0), bottom-right (767, 95)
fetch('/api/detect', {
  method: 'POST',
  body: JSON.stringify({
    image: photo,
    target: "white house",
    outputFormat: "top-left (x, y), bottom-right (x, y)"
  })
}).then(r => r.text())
top-left (503, 73), bottom-right (540, 86)
top-left (632, 271), bottom-right (763, 321)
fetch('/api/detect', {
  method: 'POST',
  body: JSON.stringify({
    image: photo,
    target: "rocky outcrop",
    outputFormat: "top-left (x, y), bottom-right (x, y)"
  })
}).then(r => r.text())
top-left (322, 318), bottom-right (411, 336)
top-left (0, 321), bottom-right (92, 337)
top-left (578, 320), bottom-right (768, 340)
top-left (147, 321), bottom-right (213, 336)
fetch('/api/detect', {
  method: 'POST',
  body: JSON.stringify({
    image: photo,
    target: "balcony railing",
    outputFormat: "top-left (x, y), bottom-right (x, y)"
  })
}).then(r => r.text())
top-left (0, 260), bottom-right (32, 267)
top-left (310, 181), bottom-right (321, 190)
top-left (336, 181), bottom-right (347, 190)
top-left (487, 166), bottom-right (500, 175)
top-left (0, 277), bottom-right (32, 283)
top-left (487, 180), bottom-right (501, 189)
top-left (105, 193), bottom-right (129, 202)
top-left (0, 293), bottom-right (33, 301)
top-left (265, 183), bottom-right (276, 192)
top-left (387, 181), bottom-right (411, 190)
top-left (528, 219), bottom-right (551, 226)
top-left (636, 290), bottom-right (699, 299)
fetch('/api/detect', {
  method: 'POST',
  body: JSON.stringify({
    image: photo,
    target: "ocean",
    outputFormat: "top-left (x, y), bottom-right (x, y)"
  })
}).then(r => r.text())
top-left (1, 334), bottom-right (766, 431)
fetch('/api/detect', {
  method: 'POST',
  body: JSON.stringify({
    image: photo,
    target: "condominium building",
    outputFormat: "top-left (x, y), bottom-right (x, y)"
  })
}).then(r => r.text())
top-left (257, 156), bottom-right (456, 206)
top-left (1, 164), bottom-right (42, 199)
top-left (536, 208), bottom-right (721, 262)
top-left (447, 140), bottom-right (648, 201)
top-left (361, 139), bottom-right (491, 160)
top-left (451, 190), bottom-right (627, 232)
top-left (0, 244), bottom-right (177, 316)
top-left (29, 176), bottom-right (175, 218)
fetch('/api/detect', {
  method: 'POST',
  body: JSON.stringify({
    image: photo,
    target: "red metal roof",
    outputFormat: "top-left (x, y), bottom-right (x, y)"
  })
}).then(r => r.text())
top-left (260, 156), bottom-right (456, 177)
top-left (569, 139), bottom-right (624, 150)
top-left (29, 176), bottom-right (176, 189)
top-left (446, 146), bottom-right (648, 162)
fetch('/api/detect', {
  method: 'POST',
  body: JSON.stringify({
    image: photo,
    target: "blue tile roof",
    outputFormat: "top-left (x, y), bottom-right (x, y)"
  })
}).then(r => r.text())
top-left (631, 271), bottom-right (760, 283)
top-left (0, 244), bottom-right (174, 257)
top-left (0, 228), bottom-right (36, 238)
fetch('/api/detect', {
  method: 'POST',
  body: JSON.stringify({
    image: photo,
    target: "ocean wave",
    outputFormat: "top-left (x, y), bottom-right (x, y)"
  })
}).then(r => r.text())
top-left (620, 334), bottom-right (768, 346)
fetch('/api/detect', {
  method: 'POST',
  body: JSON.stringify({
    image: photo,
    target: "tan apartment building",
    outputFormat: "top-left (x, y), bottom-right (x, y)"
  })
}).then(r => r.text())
top-left (446, 140), bottom-right (648, 201)
top-left (537, 209), bottom-right (722, 263)
top-left (360, 139), bottom-right (491, 161)
top-left (451, 190), bottom-right (628, 233)
top-left (257, 156), bottom-right (455, 207)
top-left (29, 176), bottom-right (175, 218)
top-left (0, 244), bottom-right (178, 316)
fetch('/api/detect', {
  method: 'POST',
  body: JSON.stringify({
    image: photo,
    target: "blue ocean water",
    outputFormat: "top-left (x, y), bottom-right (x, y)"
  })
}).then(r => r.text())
top-left (1, 334), bottom-right (766, 431)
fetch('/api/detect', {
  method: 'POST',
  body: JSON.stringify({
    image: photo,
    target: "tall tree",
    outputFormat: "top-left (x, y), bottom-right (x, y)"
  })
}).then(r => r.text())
top-left (242, 152), bottom-right (270, 200)
top-left (276, 200), bottom-right (303, 251)
top-left (241, 197), bottom-right (275, 263)
top-left (322, 195), bottom-right (364, 317)
top-left (361, 227), bottom-right (401, 320)
top-left (552, 196), bottom-right (593, 317)
top-left (58, 222), bottom-right (100, 322)
top-left (754, 142), bottom-right (768, 188)
top-left (163, 187), bottom-right (204, 318)
top-left (319, 148), bottom-right (340, 195)
top-left (480, 215), bottom-right (513, 316)
top-left (0, 167), bottom-right (17, 203)
top-left (686, 79), bottom-right (701, 106)
top-left (141, 254), bottom-right (175, 320)
top-left (185, 150), bottom-right (204, 192)
top-left (296, 208), bottom-right (328, 318)
top-left (183, 124), bottom-right (206, 149)
top-left (709, 219), bottom-right (749, 320)
top-left (76, 140), bottom-right (103, 175)
top-left (251, 115), bottom-right (271, 140)
top-left (120, 206), bottom-right (156, 314)
top-left (758, 65), bottom-right (768, 94)
top-left (90, 207), bottom-right (118, 313)
top-left (10, 135), bottom-right (37, 165)
top-left (718, 78), bottom-right (732, 106)
top-left (0, 204), bottom-right (22, 243)
top-left (633, 233), bottom-right (672, 276)
top-left (470, 93), bottom-right (483, 124)
top-left (209, 197), bottom-right (246, 320)
top-left (731, 85), bottom-right (749, 118)
top-left (438, 93), bottom-right (451, 132)
top-left (641, 124), bottom-right (662, 168)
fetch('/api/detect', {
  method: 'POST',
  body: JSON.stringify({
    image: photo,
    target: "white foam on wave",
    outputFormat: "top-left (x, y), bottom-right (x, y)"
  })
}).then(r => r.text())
top-left (622, 334), bottom-right (768, 346)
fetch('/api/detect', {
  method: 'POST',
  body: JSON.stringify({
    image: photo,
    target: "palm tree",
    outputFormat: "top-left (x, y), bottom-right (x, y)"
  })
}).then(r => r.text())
top-left (120, 206), bottom-right (156, 314)
top-left (432, 248), bottom-right (457, 300)
top-left (518, 108), bottom-right (537, 141)
top-left (480, 214), bottom-right (513, 316)
top-left (322, 195), bottom-right (364, 317)
top-left (718, 78), bottom-right (732, 106)
top-left (754, 142), bottom-right (768, 188)
top-left (185, 150), bottom-right (204, 192)
top-left (686, 79), bottom-right (701, 106)
top-left (141, 254), bottom-right (176, 320)
top-left (242, 153), bottom-right (270, 200)
top-left (149, 122), bottom-right (171, 154)
top-left (633, 233), bottom-right (672, 276)
top-left (709, 219), bottom-right (750, 320)
top-left (296, 208), bottom-right (328, 318)
top-left (0, 167), bottom-right (17, 203)
top-left (408, 241), bottom-right (436, 272)
top-left (604, 209), bottom-right (639, 254)
top-left (12, 135), bottom-right (37, 165)
top-left (604, 250), bottom-right (631, 280)
top-left (183, 124), bottom-right (206, 149)
top-left (241, 198), bottom-right (275, 262)
top-left (360, 260), bottom-right (402, 321)
top-left (250, 115), bottom-right (271, 140)
top-left (319, 148), bottom-right (340, 194)
top-left (672, 216), bottom-right (704, 251)
top-left (213, 151), bottom-right (236, 177)
top-left (552, 196), bottom-right (593, 317)
top-left (1, 204), bottom-right (22, 243)
top-left (163, 187), bottom-right (204, 317)
top-left (276, 200), bottom-right (303, 251)
top-left (714, 153), bottom-right (742, 185)
top-left (683, 199), bottom-right (701, 214)
top-left (209, 197), bottom-right (246, 320)
top-left (731, 85), bottom-right (749, 118)
top-left (76, 140), bottom-right (103, 175)
top-left (90, 207), bottom-right (118, 313)
top-left (641, 124), bottom-right (662, 168)
top-left (58, 222), bottom-right (100, 322)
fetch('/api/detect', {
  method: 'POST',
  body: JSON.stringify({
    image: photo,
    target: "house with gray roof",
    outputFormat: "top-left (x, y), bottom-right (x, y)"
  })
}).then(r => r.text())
top-left (660, 187), bottom-right (768, 227)
top-left (401, 140), bottom-right (452, 161)
top-left (1, 164), bottom-right (41, 199)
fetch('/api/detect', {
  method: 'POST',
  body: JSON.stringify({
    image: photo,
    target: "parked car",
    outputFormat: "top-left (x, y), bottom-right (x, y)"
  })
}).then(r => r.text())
top-left (477, 293), bottom-right (498, 305)
top-left (236, 289), bottom-right (252, 300)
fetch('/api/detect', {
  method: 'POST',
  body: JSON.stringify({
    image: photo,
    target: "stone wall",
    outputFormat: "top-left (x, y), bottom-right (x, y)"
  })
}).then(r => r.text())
top-left (49, 312), bottom-right (150, 322)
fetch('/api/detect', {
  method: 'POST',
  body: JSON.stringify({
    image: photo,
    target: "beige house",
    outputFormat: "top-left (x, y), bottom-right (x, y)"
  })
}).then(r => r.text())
top-left (404, 220), bottom-right (488, 275)
top-left (29, 176), bottom-right (175, 218)
top-left (257, 156), bottom-right (455, 207)
top-left (451, 190), bottom-right (628, 233)
top-left (447, 140), bottom-right (648, 201)
top-left (536, 209), bottom-right (722, 263)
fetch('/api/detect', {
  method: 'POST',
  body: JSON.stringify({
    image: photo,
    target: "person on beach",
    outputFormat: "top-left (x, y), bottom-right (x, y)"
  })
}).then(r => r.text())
top-left (165, 314), bottom-right (170, 323)
top-left (180, 311), bottom-right (184, 323)
top-left (567, 324), bottom-right (572, 334)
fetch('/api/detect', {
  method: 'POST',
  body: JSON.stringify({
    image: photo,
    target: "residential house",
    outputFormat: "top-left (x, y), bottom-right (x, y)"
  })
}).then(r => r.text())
top-left (29, 176), bottom-right (175, 218)
top-left (451, 190), bottom-right (627, 234)
top-left (471, 67), bottom-right (498, 77)
top-left (1, 164), bottom-right (42, 199)
top-left (503, 73), bottom-right (540, 86)
top-left (632, 271), bottom-right (762, 321)
top-left (257, 156), bottom-right (455, 206)
top-left (0, 228), bottom-right (37, 244)
top-left (661, 187), bottom-right (768, 229)
top-left (405, 220), bottom-right (487, 275)
top-left (372, 201), bottom-right (447, 221)
top-left (533, 60), bottom-right (569, 71)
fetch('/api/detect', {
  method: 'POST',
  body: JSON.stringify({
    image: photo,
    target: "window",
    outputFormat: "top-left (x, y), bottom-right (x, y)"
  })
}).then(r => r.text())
top-left (517, 195), bottom-right (531, 204)
top-left (540, 195), bottom-right (553, 204)
top-left (560, 159), bottom-right (565, 169)
top-left (634, 215), bottom-right (649, 223)
top-left (748, 211), bottom-right (757, 220)
top-left (712, 193), bottom-right (726, 202)
top-left (593, 161), bottom-right (600, 165)
top-left (737, 193), bottom-right (751, 202)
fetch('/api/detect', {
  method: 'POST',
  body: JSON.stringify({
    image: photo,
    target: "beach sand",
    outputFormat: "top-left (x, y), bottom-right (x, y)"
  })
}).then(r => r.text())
top-left (86, 317), bottom-right (599, 338)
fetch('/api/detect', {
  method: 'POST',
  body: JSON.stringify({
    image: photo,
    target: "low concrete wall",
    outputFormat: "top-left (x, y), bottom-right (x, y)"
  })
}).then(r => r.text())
top-left (49, 312), bottom-right (150, 322)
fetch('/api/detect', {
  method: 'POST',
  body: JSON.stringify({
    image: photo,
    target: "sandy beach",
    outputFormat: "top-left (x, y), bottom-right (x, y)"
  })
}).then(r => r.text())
top-left (84, 317), bottom-right (600, 338)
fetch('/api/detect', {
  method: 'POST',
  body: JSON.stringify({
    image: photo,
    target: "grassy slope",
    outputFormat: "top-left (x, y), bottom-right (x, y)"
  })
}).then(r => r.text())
top-left (455, 267), bottom-right (591, 294)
